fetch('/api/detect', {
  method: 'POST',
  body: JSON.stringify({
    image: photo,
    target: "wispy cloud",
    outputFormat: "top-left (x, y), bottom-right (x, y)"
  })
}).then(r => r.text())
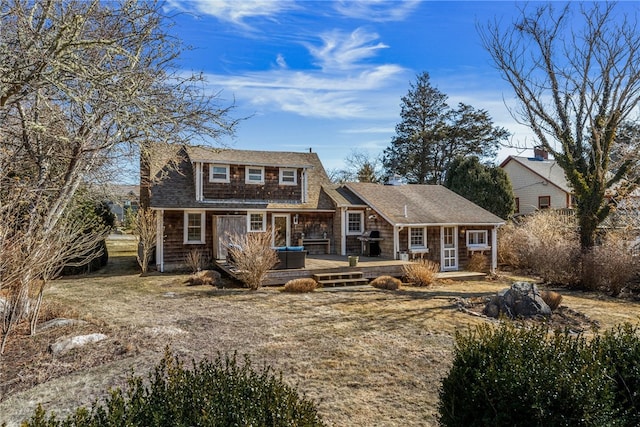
top-left (166, 0), bottom-right (295, 26)
top-left (203, 27), bottom-right (407, 119)
top-left (207, 65), bottom-right (406, 119)
top-left (167, 3), bottom-right (411, 120)
top-left (334, 0), bottom-right (421, 22)
top-left (340, 126), bottom-right (394, 134)
top-left (306, 28), bottom-right (388, 71)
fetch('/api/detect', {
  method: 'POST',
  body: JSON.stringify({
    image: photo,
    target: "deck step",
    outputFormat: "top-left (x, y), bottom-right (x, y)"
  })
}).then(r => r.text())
top-left (313, 271), bottom-right (368, 287)
top-left (316, 277), bottom-right (370, 287)
top-left (313, 271), bottom-right (364, 281)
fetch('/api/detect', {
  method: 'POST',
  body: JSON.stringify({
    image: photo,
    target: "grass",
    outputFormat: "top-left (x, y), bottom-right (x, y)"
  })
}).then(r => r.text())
top-left (1, 237), bottom-right (640, 426)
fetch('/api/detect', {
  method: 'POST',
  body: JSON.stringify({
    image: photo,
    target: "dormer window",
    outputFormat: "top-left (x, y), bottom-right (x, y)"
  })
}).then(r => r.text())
top-left (210, 164), bottom-right (230, 183)
top-left (245, 166), bottom-right (265, 184)
top-left (279, 168), bottom-right (297, 185)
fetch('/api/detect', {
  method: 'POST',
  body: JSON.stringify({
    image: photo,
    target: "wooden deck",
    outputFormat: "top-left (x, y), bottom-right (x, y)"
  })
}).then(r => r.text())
top-left (217, 255), bottom-right (486, 286)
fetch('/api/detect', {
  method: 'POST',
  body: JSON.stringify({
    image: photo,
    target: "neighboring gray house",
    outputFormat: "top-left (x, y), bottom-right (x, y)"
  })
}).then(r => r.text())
top-left (106, 184), bottom-right (140, 223)
top-left (500, 147), bottom-right (572, 215)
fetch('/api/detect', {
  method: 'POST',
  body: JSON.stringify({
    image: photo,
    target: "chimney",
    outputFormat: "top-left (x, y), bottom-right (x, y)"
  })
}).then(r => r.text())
top-left (533, 145), bottom-right (549, 160)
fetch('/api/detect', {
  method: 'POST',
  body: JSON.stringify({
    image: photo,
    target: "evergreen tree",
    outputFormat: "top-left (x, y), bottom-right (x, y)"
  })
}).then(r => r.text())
top-left (383, 72), bottom-right (509, 184)
top-left (444, 156), bottom-right (515, 219)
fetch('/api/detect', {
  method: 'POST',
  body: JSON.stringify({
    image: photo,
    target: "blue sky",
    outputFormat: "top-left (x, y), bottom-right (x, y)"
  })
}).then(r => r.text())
top-left (162, 1), bottom-right (551, 172)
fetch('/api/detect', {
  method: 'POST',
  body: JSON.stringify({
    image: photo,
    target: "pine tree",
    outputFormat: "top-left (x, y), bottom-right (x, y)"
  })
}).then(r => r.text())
top-left (444, 156), bottom-right (515, 219)
top-left (383, 72), bottom-right (508, 184)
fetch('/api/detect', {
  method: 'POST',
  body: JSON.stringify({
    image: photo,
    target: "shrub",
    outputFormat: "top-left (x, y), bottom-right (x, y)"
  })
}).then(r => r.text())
top-left (466, 252), bottom-right (487, 273)
top-left (497, 220), bottom-right (522, 267)
top-left (540, 290), bottom-right (563, 311)
top-left (498, 210), bottom-right (581, 286)
top-left (370, 275), bottom-right (402, 290)
top-left (283, 278), bottom-right (318, 293)
top-left (403, 259), bottom-right (439, 287)
top-left (594, 324), bottom-right (640, 426)
top-left (438, 323), bottom-right (640, 426)
top-left (184, 248), bottom-right (204, 273)
top-left (23, 349), bottom-right (325, 427)
top-left (581, 232), bottom-right (638, 295)
top-left (226, 229), bottom-right (279, 290)
top-left (186, 270), bottom-right (221, 287)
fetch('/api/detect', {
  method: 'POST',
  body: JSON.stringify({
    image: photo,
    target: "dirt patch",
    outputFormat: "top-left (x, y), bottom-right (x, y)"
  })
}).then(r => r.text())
top-left (1, 240), bottom-right (640, 426)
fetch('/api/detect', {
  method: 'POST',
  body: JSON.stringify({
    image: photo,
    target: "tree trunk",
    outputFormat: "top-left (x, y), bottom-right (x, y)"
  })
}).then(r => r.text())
top-left (577, 207), bottom-right (598, 251)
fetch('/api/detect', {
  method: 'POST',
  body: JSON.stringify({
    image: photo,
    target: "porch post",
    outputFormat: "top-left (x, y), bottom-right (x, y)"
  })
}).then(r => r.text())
top-left (340, 207), bottom-right (347, 256)
top-left (393, 226), bottom-right (400, 259)
top-left (491, 225), bottom-right (498, 274)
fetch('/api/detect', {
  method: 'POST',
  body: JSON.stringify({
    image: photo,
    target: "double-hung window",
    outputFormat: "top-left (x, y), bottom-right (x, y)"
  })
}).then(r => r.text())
top-left (467, 230), bottom-right (489, 248)
top-left (279, 168), bottom-right (297, 185)
top-left (538, 196), bottom-right (551, 209)
top-left (245, 166), bottom-right (265, 184)
top-left (184, 211), bottom-right (205, 244)
top-left (210, 164), bottom-right (230, 183)
top-left (409, 227), bottom-right (426, 249)
top-left (248, 212), bottom-right (266, 232)
top-left (346, 211), bottom-right (364, 235)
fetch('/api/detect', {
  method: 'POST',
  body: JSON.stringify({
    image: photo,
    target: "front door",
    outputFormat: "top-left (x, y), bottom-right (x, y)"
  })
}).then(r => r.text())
top-left (441, 226), bottom-right (458, 271)
top-left (272, 214), bottom-right (290, 247)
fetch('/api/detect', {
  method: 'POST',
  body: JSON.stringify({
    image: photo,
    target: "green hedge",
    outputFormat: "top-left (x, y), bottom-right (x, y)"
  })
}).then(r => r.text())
top-left (23, 350), bottom-right (324, 427)
top-left (438, 323), bottom-right (640, 426)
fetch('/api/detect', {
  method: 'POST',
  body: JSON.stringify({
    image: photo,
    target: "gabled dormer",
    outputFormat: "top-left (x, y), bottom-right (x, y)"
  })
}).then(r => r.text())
top-left (186, 147), bottom-right (317, 204)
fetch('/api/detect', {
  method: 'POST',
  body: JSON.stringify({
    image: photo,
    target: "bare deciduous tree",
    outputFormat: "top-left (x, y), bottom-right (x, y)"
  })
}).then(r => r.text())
top-left (481, 2), bottom-right (640, 250)
top-left (133, 208), bottom-right (157, 275)
top-left (0, 192), bottom-right (109, 352)
top-left (0, 0), bottom-right (237, 354)
top-left (331, 150), bottom-right (384, 184)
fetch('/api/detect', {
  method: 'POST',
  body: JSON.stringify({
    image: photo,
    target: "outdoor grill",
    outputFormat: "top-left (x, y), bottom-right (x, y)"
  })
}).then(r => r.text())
top-left (357, 230), bottom-right (383, 256)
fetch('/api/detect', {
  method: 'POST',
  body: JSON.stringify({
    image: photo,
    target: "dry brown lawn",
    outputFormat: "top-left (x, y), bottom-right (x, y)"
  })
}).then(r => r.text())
top-left (1, 236), bottom-right (640, 426)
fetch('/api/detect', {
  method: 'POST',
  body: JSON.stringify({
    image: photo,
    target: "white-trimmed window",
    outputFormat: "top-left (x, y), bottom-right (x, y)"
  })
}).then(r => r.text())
top-left (184, 211), bottom-right (205, 244)
top-left (409, 227), bottom-right (427, 249)
top-left (346, 211), bottom-right (364, 235)
top-left (245, 166), bottom-right (265, 184)
top-left (538, 195), bottom-right (551, 209)
top-left (248, 212), bottom-right (266, 232)
top-left (467, 230), bottom-right (489, 248)
top-left (209, 164), bottom-right (230, 183)
top-left (279, 168), bottom-right (297, 185)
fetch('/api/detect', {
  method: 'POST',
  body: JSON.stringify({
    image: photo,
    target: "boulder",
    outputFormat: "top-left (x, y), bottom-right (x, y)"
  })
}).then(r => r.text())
top-left (484, 282), bottom-right (551, 319)
top-left (49, 333), bottom-right (107, 355)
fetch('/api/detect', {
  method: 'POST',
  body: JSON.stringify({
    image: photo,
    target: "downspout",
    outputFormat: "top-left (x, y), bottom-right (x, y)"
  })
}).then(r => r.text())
top-left (302, 168), bottom-right (308, 203)
top-left (156, 209), bottom-right (164, 272)
top-left (491, 225), bottom-right (498, 274)
top-left (196, 162), bottom-right (204, 201)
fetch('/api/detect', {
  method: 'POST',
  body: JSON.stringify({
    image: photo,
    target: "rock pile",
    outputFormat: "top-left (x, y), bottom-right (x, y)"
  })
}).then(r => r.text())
top-left (484, 282), bottom-right (552, 319)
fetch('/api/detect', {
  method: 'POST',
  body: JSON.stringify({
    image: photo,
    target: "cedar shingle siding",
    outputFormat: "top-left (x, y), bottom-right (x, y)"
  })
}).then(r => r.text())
top-left (203, 165), bottom-right (303, 202)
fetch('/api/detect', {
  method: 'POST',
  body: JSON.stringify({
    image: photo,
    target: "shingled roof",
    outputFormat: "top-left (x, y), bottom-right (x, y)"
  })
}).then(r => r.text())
top-left (148, 146), bottom-right (334, 210)
top-left (500, 156), bottom-right (571, 193)
top-left (343, 183), bottom-right (505, 225)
